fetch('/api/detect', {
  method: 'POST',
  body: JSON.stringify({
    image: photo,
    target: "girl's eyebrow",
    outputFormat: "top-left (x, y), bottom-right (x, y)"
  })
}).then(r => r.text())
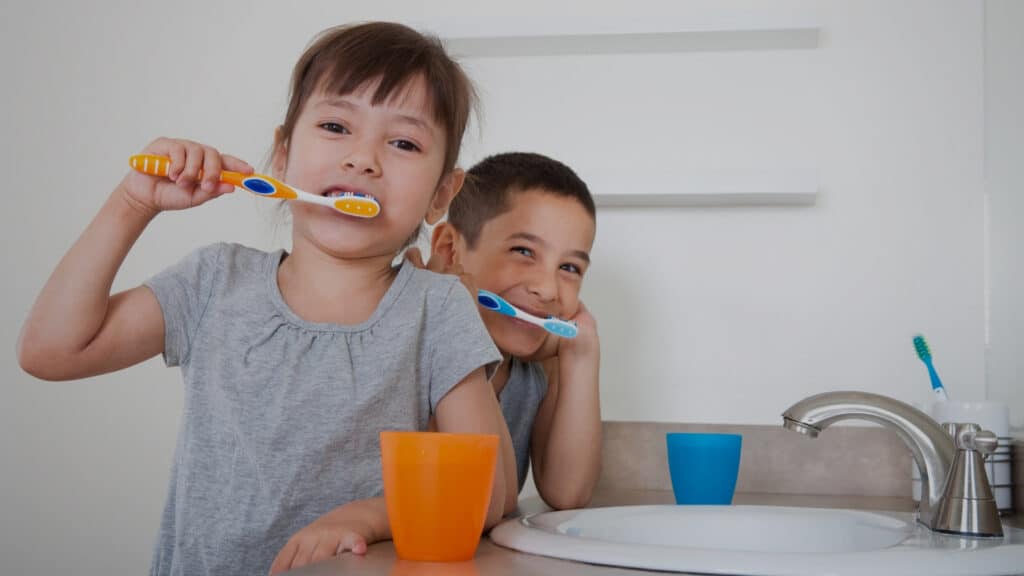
top-left (316, 96), bottom-right (435, 134)
top-left (507, 232), bottom-right (591, 264)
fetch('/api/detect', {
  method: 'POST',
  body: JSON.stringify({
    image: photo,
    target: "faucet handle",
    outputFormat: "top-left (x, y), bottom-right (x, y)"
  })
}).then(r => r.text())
top-left (962, 429), bottom-right (998, 457)
top-left (944, 422), bottom-right (999, 458)
top-left (933, 422), bottom-right (1004, 537)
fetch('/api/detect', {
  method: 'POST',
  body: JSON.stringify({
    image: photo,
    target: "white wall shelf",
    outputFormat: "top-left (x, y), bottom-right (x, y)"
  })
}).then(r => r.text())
top-left (445, 28), bottom-right (820, 58)
top-left (450, 27), bottom-right (821, 208)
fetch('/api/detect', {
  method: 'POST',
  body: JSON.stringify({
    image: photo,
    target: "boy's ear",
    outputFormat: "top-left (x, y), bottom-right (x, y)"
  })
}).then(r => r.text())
top-left (271, 126), bottom-right (288, 178)
top-left (430, 222), bottom-right (462, 268)
top-left (425, 168), bottom-right (466, 225)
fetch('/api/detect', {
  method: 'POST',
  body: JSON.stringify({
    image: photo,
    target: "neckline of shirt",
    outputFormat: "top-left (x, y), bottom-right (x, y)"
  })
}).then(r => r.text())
top-left (264, 249), bottom-right (414, 333)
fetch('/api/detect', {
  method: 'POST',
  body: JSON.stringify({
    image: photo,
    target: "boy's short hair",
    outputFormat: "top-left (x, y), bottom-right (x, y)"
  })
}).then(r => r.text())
top-left (449, 152), bottom-right (596, 248)
top-left (279, 22), bottom-right (475, 174)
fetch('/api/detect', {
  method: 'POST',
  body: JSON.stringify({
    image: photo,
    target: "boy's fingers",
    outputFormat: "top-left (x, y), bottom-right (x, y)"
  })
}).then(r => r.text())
top-left (405, 247), bottom-right (425, 268)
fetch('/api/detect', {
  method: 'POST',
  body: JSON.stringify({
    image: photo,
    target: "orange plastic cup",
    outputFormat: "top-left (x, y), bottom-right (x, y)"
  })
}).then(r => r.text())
top-left (380, 431), bottom-right (498, 562)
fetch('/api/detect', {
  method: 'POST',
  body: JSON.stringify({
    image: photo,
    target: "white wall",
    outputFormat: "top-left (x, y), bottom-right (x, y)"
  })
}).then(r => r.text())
top-left (985, 0), bottom-right (1024, 428)
top-left (0, 1), bottom-right (1010, 574)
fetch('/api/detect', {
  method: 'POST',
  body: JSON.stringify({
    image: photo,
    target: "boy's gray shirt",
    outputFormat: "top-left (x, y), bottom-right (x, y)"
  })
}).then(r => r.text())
top-left (145, 243), bottom-right (500, 576)
top-left (499, 357), bottom-right (549, 492)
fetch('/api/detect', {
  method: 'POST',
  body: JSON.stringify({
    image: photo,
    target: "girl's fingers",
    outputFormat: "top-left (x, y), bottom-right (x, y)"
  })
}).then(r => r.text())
top-left (268, 540), bottom-right (299, 575)
top-left (163, 141), bottom-right (186, 182)
top-left (221, 154), bottom-right (254, 175)
top-left (179, 141), bottom-right (205, 187)
top-left (339, 533), bottom-right (368, 555)
top-left (293, 539), bottom-right (318, 570)
top-left (309, 537), bottom-right (341, 564)
top-left (201, 146), bottom-right (222, 193)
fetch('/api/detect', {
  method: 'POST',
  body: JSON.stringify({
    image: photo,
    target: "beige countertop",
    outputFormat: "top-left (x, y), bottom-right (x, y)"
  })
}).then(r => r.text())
top-left (285, 490), bottom-right (1022, 575)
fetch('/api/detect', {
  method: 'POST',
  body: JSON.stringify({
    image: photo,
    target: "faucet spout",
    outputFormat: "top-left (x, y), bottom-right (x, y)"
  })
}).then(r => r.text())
top-left (781, 391), bottom-right (955, 529)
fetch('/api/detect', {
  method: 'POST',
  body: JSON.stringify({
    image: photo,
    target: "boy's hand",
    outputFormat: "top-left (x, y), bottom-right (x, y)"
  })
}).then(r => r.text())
top-left (268, 499), bottom-right (387, 574)
top-left (404, 246), bottom-right (479, 297)
top-left (121, 137), bottom-right (252, 217)
top-left (523, 301), bottom-right (599, 363)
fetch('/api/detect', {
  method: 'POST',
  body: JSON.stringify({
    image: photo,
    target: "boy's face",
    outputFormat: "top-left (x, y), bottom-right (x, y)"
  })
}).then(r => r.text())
top-left (457, 189), bottom-right (596, 357)
top-left (274, 77), bottom-right (459, 259)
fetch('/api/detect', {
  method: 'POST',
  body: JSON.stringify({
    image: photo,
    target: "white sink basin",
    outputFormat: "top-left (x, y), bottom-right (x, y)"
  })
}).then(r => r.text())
top-left (490, 505), bottom-right (1024, 575)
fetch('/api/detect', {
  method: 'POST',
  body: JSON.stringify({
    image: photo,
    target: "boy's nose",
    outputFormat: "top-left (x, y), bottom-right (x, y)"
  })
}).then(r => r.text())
top-left (525, 271), bottom-right (558, 303)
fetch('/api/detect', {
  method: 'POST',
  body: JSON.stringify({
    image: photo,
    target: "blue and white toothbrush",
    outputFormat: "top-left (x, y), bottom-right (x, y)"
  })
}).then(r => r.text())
top-left (913, 334), bottom-right (949, 401)
top-left (477, 289), bottom-right (578, 338)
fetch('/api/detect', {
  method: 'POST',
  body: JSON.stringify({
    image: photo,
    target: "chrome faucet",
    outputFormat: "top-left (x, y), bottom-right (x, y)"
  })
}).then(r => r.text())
top-left (782, 391), bottom-right (1003, 537)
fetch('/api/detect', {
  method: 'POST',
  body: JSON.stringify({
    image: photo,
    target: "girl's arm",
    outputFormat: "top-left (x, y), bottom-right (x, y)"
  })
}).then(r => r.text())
top-left (17, 138), bottom-right (249, 380)
top-left (528, 303), bottom-right (602, 509)
top-left (270, 368), bottom-right (513, 575)
top-left (435, 366), bottom-right (516, 526)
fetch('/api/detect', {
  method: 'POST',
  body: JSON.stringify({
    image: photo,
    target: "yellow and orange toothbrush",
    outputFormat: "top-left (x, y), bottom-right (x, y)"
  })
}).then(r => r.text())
top-left (128, 154), bottom-right (381, 218)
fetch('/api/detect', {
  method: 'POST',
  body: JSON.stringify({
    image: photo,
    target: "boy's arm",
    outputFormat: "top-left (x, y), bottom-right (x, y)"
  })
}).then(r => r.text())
top-left (528, 303), bottom-right (602, 510)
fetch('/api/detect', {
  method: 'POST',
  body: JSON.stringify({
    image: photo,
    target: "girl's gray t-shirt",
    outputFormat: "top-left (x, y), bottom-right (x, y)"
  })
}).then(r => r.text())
top-left (144, 243), bottom-right (500, 576)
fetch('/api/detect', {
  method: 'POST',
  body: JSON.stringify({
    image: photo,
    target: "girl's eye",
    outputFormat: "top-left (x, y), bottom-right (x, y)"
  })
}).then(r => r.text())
top-left (320, 122), bottom-right (349, 134)
top-left (391, 139), bottom-right (421, 152)
top-left (511, 246), bottom-right (534, 258)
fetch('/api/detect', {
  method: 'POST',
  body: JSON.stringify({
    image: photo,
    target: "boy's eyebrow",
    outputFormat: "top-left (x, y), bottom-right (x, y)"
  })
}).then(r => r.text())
top-left (507, 232), bottom-right (591, 264)
top-left (316, 96), bottom-right (435, 134)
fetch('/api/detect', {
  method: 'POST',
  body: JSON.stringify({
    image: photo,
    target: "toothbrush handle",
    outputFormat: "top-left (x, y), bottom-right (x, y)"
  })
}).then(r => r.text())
top-left (129, 154), bottom-right (380, 218)
top-left (128, 154), bottom-right (298, 199)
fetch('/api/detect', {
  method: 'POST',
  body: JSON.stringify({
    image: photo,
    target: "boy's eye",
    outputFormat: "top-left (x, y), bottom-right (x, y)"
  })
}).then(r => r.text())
top-left (511, 246), bottom-right (534, 258)
top-left (320, 122), bottom-right (349, 134)
top-left (390, 139), bottom-right (421, 152)
top-left (561, 263), bottom-right (583, 275)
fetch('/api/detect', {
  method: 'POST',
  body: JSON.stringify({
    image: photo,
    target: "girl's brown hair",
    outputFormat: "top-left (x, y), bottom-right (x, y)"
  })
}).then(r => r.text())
top-left (277, 22), bottom-right (475, 175)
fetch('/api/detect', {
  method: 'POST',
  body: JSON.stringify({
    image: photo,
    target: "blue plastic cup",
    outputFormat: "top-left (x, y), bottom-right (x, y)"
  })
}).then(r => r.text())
top-left (666, 432), bottom-right (742, 505)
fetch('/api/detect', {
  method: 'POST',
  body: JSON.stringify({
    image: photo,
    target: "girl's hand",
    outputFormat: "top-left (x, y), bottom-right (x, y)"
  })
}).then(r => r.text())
top-left (121, 137), bottom-right (253, 216)
top-left (268, 499), bottom-right (387, 574)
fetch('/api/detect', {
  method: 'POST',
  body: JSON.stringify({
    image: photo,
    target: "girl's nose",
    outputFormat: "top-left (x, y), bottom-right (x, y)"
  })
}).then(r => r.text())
top-left (341, 146), bottom-right (381, 176)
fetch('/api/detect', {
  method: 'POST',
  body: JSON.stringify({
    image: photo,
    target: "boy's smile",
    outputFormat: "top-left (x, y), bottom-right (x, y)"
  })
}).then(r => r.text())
top-left (457, 189), bottom-right (596, 357)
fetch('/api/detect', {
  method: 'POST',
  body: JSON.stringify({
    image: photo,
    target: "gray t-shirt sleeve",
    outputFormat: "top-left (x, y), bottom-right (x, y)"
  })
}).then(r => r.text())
top-left (144, 243), bottom-right (224, 367)
top-left (428, 280), bottom-right (502, 411)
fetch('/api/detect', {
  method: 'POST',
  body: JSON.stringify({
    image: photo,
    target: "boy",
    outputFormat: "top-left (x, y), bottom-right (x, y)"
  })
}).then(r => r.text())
top-left (414, 152), bottom-right (600, 509)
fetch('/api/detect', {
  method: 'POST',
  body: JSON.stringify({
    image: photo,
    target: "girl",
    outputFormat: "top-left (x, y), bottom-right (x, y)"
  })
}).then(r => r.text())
top-left (17, 22), bottom-right (514, 576)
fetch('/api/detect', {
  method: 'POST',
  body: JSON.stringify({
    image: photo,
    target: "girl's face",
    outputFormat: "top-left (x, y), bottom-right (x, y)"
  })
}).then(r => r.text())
top-left (458, 189), bottom-right (596, 357)
top-left (274, 76), bottom-right (457, 260)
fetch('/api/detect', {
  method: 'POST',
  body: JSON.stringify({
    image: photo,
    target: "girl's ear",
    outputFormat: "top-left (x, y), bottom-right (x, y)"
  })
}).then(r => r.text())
top-left (425, 168), bottom-right (466, 225)
top-left (271, 126), bottom-right (288, 179)
top-left (430, 222), bottom-right (463, 268)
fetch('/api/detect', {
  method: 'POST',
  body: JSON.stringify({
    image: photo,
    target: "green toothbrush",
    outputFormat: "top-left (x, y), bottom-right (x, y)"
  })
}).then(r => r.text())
top-left (913, 334), bottom-right (949, 401)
